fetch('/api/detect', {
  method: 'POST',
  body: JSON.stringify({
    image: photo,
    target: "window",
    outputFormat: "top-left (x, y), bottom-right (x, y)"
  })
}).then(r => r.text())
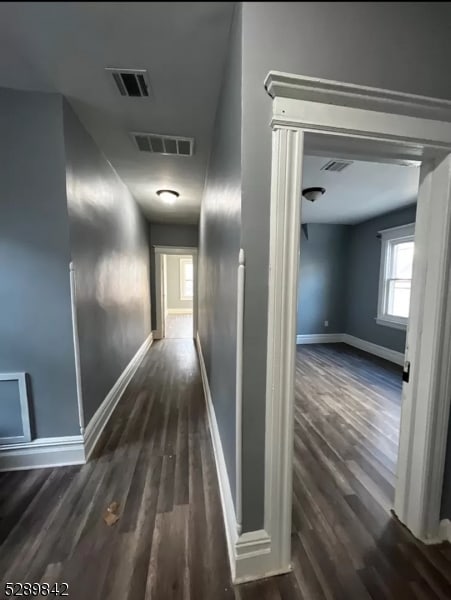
top-left (377, 223), bottom-right (415, 329)
top-left (179, 257), bottom-right (193, 301)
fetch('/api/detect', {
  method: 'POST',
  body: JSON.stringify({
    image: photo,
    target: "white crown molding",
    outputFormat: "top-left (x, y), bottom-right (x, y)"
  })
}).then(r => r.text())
top-left (84, 333), bottom-right (153, 459)
top-left (0, 435), bottom-right (85, 471)
top-left (264, 71), bottom-right (451, 122)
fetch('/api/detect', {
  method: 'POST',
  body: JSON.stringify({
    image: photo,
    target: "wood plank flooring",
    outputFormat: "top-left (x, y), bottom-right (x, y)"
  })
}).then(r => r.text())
top-left (291, 343), bottom-right (451, 600)
top-left (0, 340), bottom-right (450, 599)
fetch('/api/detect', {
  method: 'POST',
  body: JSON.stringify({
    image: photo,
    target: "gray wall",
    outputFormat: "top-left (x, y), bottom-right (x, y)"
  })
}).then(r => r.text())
top-left (198, 3), bottom-right (242, 508)
top-left (166, 255), bottom-right (193, 311)
top-left (240, 1), bottom-right (451, 531)
top-left (0, 88), bottom-right (79, 439)
top-left (346, 205), bottom-right (417, 352)
top-left (63, 101), bottom-right (151, 427)
top-left (297, 225), bottom-right (349, 335)
top-left (149, 223), bottom-right (198, 327)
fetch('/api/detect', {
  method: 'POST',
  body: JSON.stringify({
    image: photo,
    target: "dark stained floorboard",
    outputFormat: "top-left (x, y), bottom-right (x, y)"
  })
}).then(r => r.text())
top-left (0, 340), bottom-right (450, 599)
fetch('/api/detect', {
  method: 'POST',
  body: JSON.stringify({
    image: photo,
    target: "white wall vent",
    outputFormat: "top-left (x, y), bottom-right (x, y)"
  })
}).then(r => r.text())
top-left (131, 132), bottom-right (194, 156)
top-left (106, 68), bottom-right (150, 97)
top-left (321, 159), bottom-right (353, 172)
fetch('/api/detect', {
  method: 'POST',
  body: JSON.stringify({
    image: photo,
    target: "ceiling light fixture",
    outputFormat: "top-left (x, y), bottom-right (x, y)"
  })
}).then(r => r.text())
top-left (157, 189), bottom-right (179, 205)
top-left (302, 187), bottom-right (326, 202)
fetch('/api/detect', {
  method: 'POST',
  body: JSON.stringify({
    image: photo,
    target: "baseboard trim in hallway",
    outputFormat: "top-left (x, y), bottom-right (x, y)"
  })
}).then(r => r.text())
top-left (0, 435), bottom-right (85, 471)
top-left (0, 334), bottom-right (154, 472)
top-left (296, 333), bottom-right (405, 366)
top-left (195, 333), bottom-right (274, 584)
top-left (84, 332), bottom-right (154, 459)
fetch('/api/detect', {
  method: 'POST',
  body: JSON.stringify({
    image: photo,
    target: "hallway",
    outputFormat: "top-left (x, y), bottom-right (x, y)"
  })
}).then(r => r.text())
top-left (0, 340), bottom-right (235, 599)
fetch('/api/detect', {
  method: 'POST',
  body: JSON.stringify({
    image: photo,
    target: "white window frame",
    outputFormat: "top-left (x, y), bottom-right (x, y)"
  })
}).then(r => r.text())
top-left (377, 223), bottom-right (415, 330)
top-left (179, 257), bottom-right (193, 301)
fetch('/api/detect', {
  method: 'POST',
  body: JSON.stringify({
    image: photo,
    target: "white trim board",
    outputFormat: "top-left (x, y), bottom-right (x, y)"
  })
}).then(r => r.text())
top-left (438, 519), bottom-right (451, 543)
top-left (84, 333), bottom-right (153, 459)
top-left (296, 333), bottom-right (405, 366)
top-left (264, 70), bottom-right (451, 579)
top-left (195, 334), bottom-right (274, 583)
top-left (342, 334), bottom-right (404, 366)
top-left (296, 333), bottom-right (342, 344)
top-left (0, 436), bottom-right (85, 471)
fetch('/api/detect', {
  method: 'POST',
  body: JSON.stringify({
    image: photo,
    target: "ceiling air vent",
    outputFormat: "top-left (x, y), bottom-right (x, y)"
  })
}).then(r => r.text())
top-left (106, 68), bottom-right (150, 97)
top-left (321, 159), bottom-right (353, 172)
top-left (131, 132), bottom-right (194, 156)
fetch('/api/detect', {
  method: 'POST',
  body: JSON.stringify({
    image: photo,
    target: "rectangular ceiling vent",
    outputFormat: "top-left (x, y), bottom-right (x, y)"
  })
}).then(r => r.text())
top-left (321, 159), bottom-right (353, 173)
top-left (106, 68), bottom-right (150, 97)
top-left (131, 132), bottom-right (194, 156)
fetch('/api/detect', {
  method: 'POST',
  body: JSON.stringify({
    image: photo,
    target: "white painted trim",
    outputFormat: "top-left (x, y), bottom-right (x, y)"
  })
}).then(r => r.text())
top-left (236, 249), bottom-right (245, 535)
top-left (265, 71), bottom-right (451, 580)
top-left (195, 333), bottom-right (274, 583)
top-left (296, 333), bottom-right (342, 344)
top-left (376, 223), bottom-right (414, 329)
top-left (342, 334), bottom-right (405, 366)
top-left (395, 155), bottom-right (451, 542)
top-left (0, 435), bottom-right (85, 471)
top-left (265, 127), bottom-right (303, 576)
top-left (378, 222), bottom-right (416, 236)
top-left (264, 72), bottom-right (451, 121)
top-left (296, 333), bottom-right (405, 365)
top-left (438, 519), bottom-right (451, 543)
top-left (195, 333), bottom-right (237, 573)
top-left (84, 333), bottom-right (153, 459)
top-left (69, 262), bottom-right (85, 435)
top-left (166, 308), bottom-right (193, 315)
top-left (375, 317), bottom-right (407, 331)
top-left (0, 372), bottom-right (31, 445)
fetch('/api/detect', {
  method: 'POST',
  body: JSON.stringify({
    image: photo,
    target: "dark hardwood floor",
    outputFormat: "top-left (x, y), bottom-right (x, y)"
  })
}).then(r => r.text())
top-left (291, 343), bottom-right (451, 600)
top-left (0, 340), bottom-right (450, 599)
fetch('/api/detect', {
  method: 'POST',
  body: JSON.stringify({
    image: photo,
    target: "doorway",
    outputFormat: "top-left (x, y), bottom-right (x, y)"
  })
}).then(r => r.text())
top-left (154, 246), bottom-right (198, 340)
top-left (292, 149), bottom-right (420, 585)
top-left (163, 254), bottom-right (194, 339)
top-left (260, 72), bottom-right (451, 580)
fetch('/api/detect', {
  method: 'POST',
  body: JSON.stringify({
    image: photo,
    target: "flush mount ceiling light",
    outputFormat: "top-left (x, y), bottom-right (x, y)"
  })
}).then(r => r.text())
top-left (157, 189), bottom-right (179, 205)
top-left (302, 187), bottom-right (326, 202)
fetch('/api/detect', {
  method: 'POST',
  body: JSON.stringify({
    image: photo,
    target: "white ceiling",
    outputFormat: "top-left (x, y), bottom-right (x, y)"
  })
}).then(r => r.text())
top-left (0, 2), bottom-right (234, 224)
top-left (302, 155), bottom-right (420, 224)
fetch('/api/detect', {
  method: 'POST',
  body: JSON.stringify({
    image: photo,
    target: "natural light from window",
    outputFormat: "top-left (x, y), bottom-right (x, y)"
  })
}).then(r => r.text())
top-left (377, 223), bottom-right (415, 329)
top-left (180, 258), bottom-right (193, 300)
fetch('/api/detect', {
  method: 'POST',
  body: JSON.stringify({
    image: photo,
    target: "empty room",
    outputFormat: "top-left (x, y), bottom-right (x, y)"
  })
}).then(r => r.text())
top-left (292, 148), bottom-right (421, 593)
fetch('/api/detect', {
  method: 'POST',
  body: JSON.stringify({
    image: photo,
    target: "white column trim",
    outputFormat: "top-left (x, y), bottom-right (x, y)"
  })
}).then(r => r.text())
top-left (69, 261), bottom-right (85, 435)
top-left (236, 248), bottom-right (245, 535)
top-left (264, 127), bottom-right (303, 573)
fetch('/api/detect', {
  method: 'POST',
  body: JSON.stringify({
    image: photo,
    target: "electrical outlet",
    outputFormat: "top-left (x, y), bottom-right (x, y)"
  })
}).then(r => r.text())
top-left (324, 320), bottom-right (329, 327)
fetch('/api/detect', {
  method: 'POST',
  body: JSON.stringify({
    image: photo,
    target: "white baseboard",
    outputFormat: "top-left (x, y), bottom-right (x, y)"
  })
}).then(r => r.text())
top-left (439, 519), bottom-right (451, 542)
top-left (195, 333), bottom-right (237, 572)
top-left (0, 435), bottom-right (85, 471)
top-left (342, 334), bottom-right (404, 366)
top-left (84, 332), bottom-right (153, 459)
top-left (296, 333), bottom-right (342, 344)
top-left (296, 332), bottom-right (405, 366)
top-left (166, 308), bottom-right (192, 315)
top-left (195, 333), bottom-right (273, 583)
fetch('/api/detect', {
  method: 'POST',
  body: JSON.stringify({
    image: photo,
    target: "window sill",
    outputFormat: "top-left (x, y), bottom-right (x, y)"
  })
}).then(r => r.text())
top-left (375, 317), bottom-right (407, 331)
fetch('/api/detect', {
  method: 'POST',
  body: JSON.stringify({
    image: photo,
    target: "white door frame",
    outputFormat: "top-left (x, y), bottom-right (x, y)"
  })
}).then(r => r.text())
top-left (153, 246), bottom-right (198, 339)
top-left (262, 71), bottom-right (451, 576)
